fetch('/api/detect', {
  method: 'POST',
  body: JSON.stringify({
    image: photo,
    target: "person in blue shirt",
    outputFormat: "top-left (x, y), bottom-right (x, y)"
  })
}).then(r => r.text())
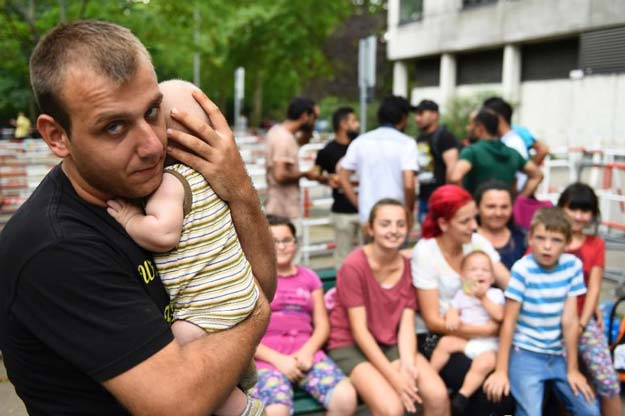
top-left (483, 207), bottom-right (599, 416)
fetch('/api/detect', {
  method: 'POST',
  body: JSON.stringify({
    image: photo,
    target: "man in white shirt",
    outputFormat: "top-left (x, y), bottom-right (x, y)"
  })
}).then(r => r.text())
top-left (338, 96), bottom-right (418, 230)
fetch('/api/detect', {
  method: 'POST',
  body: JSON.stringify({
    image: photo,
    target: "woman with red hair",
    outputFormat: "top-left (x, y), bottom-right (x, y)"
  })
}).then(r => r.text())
top-left (411, 185), bottom-right (512, 414)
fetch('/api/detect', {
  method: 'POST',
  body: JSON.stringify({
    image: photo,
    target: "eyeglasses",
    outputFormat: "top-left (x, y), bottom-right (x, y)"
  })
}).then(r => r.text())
top-left (273, 237), bottom-right (296, 246)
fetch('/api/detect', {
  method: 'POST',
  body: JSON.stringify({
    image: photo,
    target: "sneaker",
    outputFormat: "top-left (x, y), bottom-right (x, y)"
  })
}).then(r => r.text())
top-left (451, 392), bottom-right (469, 416)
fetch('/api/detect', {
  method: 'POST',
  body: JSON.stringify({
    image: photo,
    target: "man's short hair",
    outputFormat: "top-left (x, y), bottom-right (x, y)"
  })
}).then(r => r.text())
top-left (377, 95), bottom-right (413, 126)
top-left (415, 99), bottom-right (439, 113)
top-left (286, 97), bottom-right (316, 121)
top-left (30, 20), bottom-right (152, 134)
top-left (332, 106), bottom-right (355, 132)
top-left (529, 207), bottom-right (572, 242)
top-left (483, 96), bottom-right (513, 125)
top-left (474, 109), bottom-right (500, 137)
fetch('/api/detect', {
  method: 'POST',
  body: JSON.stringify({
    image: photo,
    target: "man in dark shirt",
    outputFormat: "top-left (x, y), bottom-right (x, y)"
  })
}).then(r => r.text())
top-left (0, 20), bottom-right (275, 415)
top-left (414, 99), bottom-right (460, 223)
top-left (312, 107), bottom-right (360, 267)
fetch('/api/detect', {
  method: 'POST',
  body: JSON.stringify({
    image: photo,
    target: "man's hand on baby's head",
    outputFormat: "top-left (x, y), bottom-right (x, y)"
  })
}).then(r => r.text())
top-left (106, 198), bottom-right (144, 229)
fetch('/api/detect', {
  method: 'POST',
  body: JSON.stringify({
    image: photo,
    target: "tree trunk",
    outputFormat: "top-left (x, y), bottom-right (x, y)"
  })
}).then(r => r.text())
top-left (251, 70), bottom-right (263, 129)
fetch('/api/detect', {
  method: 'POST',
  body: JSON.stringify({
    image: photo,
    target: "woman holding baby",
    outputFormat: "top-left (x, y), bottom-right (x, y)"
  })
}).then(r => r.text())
top-left (411, 184), bottom-right (514, 415)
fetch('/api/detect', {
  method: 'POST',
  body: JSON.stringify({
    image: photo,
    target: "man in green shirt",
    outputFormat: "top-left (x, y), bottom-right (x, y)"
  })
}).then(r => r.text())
top-left (450, 109), bottom-right (543, 196)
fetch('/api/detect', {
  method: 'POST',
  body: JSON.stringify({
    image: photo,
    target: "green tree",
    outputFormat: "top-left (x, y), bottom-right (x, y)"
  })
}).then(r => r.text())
top-left (0, 0), bottom-right (363, 127)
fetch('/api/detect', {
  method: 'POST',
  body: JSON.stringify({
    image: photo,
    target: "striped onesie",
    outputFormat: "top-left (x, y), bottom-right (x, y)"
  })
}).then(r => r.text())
top-left (154, 163), bottom-right (259, 332)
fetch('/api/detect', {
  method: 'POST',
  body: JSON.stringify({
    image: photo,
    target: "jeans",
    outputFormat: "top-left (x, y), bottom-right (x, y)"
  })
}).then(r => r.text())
top-left (509, 346), bottom-right (600, 416)
top-left (418, 198), bottom-right (429, 225)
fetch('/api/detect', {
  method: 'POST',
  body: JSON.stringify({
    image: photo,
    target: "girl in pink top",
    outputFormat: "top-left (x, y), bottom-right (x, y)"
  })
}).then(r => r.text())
top-left (328, 198), bottom-right (449, 416)
top-left (251, 215), bottom-right (357, 416)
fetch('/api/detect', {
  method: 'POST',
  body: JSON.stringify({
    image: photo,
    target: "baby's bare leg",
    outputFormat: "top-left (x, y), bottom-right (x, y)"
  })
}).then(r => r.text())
top-left (459, 351), bottom-right (496, 397)
top-left (171, 320), bottom-right (207, 346)
top-left (214, 387), bottom-right (249, 415)
top-left (430, 335), bottom-right (467, 372)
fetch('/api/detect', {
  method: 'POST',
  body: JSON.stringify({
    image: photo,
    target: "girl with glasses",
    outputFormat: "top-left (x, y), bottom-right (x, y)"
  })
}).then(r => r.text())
top-left (251, 215), bottom-right (357, 416)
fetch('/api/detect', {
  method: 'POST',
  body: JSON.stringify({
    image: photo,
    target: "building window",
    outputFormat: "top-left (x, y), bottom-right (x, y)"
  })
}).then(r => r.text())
top-left (579, 26), bottom-right (625, 75)
top-left (462, 0), bottom-right (497, 8)
top-left (413, 56), bottom-right (440, 87)
top-left (399, 0), bottom-right (423, 25)
top-left (522, 37), bottom-right (579, 81)
top-left (457, 48), bottom-right (503, 85)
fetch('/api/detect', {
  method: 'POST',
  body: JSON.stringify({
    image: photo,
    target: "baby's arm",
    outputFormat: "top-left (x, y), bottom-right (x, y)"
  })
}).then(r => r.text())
top-left (445, 290), bottom-right (464, 331)
top-left (107, 172), bottom-right (185, 252)
top-left (479, 290), bottom-right (505, 323)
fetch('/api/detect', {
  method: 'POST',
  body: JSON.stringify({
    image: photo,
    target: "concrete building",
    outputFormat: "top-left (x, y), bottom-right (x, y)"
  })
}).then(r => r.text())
top-left (387, 0), bottom-right (625, 147)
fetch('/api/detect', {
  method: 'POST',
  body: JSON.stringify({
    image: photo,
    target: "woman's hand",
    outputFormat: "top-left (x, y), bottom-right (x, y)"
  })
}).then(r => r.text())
top-left (391, 364), bottom-right (422, 413)
top-left (445, 308), bottom-right (461, 331)
top-left (292, 349), bottom-right (315, 372)
top-left (275, 355), bottom-right (304, 382)
top-left (595, 308), bottom-right (605, 332)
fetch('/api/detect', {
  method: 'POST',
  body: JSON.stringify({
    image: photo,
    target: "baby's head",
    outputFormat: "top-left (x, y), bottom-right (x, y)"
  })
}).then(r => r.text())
top-left (159, 79), bottom-right (210, 133)
top-left (460, 250), bottom-right (494, 297)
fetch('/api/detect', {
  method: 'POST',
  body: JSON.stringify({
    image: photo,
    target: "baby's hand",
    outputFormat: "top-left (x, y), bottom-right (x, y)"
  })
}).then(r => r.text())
top-left (445, 308), bottom-right (461, 331)
top-left (106, 198), bottom-right (144, 229)
top-left (471, 284), bottom-right (488, 299)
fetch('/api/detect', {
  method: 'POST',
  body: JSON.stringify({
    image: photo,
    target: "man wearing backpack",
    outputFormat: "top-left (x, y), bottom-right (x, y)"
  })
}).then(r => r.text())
top-left (414, 99), bottom-right (460, 223)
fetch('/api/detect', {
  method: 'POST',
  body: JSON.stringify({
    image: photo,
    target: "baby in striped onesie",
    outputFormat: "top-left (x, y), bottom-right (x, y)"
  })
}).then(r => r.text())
top-left (107, 79), bottom-right (261, 416)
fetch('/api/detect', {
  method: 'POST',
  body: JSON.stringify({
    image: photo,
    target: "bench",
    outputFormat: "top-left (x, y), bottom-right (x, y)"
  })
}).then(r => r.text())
top-left (293, 267), bottom-right (336, 415)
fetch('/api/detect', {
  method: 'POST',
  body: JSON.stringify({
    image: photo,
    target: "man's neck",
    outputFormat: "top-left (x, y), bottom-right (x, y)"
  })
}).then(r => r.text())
top-left (334, 131), bottom-right (350, 145)
top-left (499, 123), bottom-right (512, 137)
top-left (61, 160), bottom-right (109, 207)
top-left (282, 119), bottom-right (301, 134)
top-left (423, 123), bottom-right (438, 135)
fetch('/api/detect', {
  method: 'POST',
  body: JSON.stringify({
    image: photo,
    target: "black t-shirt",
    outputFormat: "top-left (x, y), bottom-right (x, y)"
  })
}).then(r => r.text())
top-left (416, 127), bottom-right (460, 201)
top-left (314, 140), bottom-right (357, 214)
top-left (0, 165), bottom-right (173, 415)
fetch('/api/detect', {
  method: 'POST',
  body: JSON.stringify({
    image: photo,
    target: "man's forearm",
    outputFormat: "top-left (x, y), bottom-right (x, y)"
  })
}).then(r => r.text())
top-left (229, 179), bottom-right (277, 300)
top-left (403, 187), bottom-right (415, 219)
top-left (520, 162), bottom-right (543, 197)
top-left (105, 296), bottom-right (270, 416)
top-left (181, 302), bottom-right (269, 409)
top-left (339, 170), bottom-right (358, 208)
top-left (521, 174), bottom-right (542, 197)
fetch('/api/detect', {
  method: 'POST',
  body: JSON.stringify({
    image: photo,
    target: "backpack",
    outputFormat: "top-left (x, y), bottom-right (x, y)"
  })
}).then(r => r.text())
top-left (608, 296), bottom-right (625, 382)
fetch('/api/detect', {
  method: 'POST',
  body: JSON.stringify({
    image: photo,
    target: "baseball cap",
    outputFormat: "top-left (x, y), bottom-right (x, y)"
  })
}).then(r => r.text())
top-left (415, 99), bottom-right (439, 113)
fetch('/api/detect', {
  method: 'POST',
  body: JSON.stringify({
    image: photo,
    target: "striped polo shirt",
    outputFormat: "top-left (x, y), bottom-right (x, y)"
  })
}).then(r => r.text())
top-left (505, 253), bottom-right (586, 355)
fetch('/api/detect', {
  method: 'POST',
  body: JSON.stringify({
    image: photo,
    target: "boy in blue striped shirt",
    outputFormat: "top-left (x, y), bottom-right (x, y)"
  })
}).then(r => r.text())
top-left (483, 207), bottom-right (599, 416)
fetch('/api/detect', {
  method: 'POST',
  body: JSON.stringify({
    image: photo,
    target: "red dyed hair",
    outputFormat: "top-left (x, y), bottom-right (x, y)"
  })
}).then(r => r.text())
top-left (422, 185), bottom-right (474, 238)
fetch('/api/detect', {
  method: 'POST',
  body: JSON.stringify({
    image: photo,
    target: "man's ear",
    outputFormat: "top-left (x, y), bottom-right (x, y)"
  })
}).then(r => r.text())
top-left (37, 114), bottom-right (70, 158)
